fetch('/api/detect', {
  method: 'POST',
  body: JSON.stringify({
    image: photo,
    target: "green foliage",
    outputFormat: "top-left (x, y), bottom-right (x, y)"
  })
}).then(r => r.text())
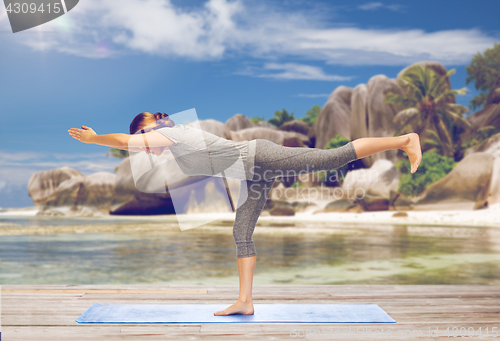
top-left (325, 134), bottom-right (350, 149)
top-left (108, 148), bottom-right (129, 159)
top-left (461, 125), bottom-right (500, 151)
top-left (395, 150), bottom-right (456, 197)
top-left (268, 109), bottom-right (295, 127)
top-left (250, 115), bottom-right (265, 124)
top-left (299, 105), bottom-right (321, 126)
top-left (384, 62), bottom-right (471, 158)
top-left (323, 134), bottom-right (351, 185)
top-left (466, 42), bottom-right (500, 111)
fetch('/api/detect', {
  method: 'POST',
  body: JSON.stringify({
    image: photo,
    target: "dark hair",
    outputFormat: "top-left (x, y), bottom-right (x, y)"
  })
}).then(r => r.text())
top-left (129, 112), bottom-right (175, 135)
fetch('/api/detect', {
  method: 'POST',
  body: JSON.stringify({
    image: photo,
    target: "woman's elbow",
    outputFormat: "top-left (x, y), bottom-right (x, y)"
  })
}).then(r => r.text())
top-left (119, 134), bottom-right (131, 149)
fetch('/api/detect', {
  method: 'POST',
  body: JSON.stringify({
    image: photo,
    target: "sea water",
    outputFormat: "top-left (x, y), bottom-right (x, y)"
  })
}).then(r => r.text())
top-left (1, 215), bottom-right (499, 285)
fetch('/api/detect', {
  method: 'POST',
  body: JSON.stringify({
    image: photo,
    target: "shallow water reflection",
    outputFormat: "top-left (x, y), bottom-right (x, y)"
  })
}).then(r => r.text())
top-left (1, 219), bottom-right (499, 285)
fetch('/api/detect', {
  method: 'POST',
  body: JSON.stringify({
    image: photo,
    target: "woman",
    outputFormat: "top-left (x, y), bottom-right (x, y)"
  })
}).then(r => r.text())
top-left (69, 111), bottom-right (422, 316)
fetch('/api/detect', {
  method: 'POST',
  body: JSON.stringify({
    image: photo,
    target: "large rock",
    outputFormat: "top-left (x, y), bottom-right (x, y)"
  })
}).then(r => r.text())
top-left (307, 124), bottom-right (317, 148)
top-left (414, 152), bottom-right (495, 210)
top-left (110, 151), bottom-right (241, 215)
top-left (313, 198), bottom-right (362, 213)
top-left (37, 172), bottom-right (116, 216)
top-left (464, 132), bottom-right (500, 205)
top-left (365, 74), bottom-right (406, 167)
top-left (230, 127), bottom-right (310, 147)
top-left (28, 167), bottom-right (83, 205)
top-left (342, 159), bottom-right (400, 200)
top-left (279, 120), bottom-right (311, 136)
top-left (180, 177), bottom-right (242, 214)
top-left (389, 190), bottom-right (417, 211)
top-left (256, 121), bottom-right (274, 128)
top-left (297, 172), bottom-right (321, 187)
top-left (488, 157), bottom-right (500, 206)
top-left (313, 86), bottom-right (353, 149)
top-left (350, 84), bottom-right (369, 142)
top-left (225, 114), bottom-right (256, 131)
top-left (316, 61), bottom-right (456, 166)
top-left (196, 119), bottom-right (232, 139)
top-left (356, 193), bottom-right (390, 211)
top-left (464, 132), bottom-right (500, 158)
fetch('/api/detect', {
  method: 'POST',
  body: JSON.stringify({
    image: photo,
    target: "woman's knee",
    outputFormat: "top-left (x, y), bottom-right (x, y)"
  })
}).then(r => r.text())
top-left (236, 241), bottom-right (256, 258)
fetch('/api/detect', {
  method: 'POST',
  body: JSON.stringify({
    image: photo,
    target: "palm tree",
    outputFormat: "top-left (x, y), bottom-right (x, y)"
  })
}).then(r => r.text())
top-left (385, 63), bottom-right (472, 158)
top-left (107, 148), bottom-right (128, 159)
top-left (299, 105), bottom-right (321, 127)
top-left (268, 109), bottom-right (295, 127)
top-left (250, 115), bottom-right (266, 124)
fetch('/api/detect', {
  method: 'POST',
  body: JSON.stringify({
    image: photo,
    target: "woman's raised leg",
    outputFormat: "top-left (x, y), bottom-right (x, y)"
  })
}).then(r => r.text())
top-left (251, 132), bottom-right (422, 181)
top-left (351, 132), bottom-right (422, 173)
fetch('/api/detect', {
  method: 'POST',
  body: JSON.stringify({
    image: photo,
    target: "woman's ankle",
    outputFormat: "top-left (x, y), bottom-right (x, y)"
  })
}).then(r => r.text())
top-left (238, 297), bottom-right (253, 303)
top-left (400, 134), bottom-right (411, 151)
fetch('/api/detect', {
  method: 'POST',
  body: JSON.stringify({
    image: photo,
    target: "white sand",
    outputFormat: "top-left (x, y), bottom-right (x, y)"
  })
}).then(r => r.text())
top-left (1, 202), bottom-right (499, 229)
top-left (286, 202), bottom-right (500, 228)
top-left (0, 206), bottom-right (40, 216)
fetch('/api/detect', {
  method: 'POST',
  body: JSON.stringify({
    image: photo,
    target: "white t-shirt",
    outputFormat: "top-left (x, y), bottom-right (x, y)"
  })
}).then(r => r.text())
top-left (156, 124), bottom-right (257, 181)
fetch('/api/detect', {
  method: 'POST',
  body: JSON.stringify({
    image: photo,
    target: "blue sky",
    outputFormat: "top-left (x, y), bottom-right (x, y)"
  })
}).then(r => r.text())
top-left (0, 0), bottom-right (499, 208)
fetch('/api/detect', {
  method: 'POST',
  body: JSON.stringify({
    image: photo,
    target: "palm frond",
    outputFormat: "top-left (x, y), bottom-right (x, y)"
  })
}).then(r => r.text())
top-left (384, 93), bottom-right (416, 107)
top-left (429, 69), bottom-right (454, 98)
top-left (393, 110), bottom-right (424, 136)
top-left (421, 129), bottom-right (445, 154)
top-left (434, 89), bottom-right (461, 105)
top-left (445, 103), bottom-right (471, 119)
top-left (393, 108), bottom-right (420, 126)
top-left (432, 116), bottom-right (454, 156)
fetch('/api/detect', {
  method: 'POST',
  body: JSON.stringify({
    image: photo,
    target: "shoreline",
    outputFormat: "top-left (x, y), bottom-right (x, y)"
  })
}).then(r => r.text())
top-left (0, 202), bottom-right (499, 235)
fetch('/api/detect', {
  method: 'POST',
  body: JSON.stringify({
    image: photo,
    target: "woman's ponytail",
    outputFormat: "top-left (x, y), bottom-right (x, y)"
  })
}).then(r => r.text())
top-left (154, 112), bottom-right (175, 128)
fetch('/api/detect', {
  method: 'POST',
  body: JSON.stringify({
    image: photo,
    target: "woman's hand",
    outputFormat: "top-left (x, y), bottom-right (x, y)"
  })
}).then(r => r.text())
top-left (68, 126), bottom-right (97, 144)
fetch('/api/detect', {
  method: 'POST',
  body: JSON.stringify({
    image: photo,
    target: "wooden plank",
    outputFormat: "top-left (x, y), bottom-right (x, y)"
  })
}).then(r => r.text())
top-left (2, 285), bottom-right (500, 340)
top-left (2, 289), bottom-right (207, 294)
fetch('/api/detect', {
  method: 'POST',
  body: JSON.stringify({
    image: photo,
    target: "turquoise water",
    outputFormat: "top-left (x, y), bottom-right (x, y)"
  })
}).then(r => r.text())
top-left (1, 216), bottom-right (499, 285)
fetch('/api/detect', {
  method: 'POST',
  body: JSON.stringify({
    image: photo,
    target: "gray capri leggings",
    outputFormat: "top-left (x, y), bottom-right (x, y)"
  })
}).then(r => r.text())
top-left (233, 139), bottom-right (358, 258)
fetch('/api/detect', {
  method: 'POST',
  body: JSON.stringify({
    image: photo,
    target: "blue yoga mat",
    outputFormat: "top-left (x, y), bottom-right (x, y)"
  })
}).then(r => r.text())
top-left (76, 303), bottom-right (396, 323)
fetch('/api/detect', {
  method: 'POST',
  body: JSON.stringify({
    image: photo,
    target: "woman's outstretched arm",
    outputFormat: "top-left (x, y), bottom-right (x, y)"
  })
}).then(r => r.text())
top-left (68, 126), bottom-right (175, 151)
top-left (68, 126), bottom-right (137, 151)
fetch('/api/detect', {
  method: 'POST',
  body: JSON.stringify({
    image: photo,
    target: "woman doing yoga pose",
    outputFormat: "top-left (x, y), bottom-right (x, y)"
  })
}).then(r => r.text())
top-left (68, 112), bottom-right (422, 316)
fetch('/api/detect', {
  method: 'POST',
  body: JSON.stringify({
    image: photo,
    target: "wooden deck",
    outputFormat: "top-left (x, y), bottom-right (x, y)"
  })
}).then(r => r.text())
top-left (1, 285), bottom-right (499, 340)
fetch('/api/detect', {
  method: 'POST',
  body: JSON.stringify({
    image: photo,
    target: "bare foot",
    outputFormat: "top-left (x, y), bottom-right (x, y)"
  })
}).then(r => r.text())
top-left (214, 300), bottom-right (254, 316)
top-left (402, 133), bottom-right (422, 174)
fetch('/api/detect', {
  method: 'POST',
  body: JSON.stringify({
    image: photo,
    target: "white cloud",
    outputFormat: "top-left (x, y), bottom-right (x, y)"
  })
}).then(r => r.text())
top-left (256, 63), bottom-right (352, 81)
top-left (386, 4), bottom-right (405, 12)
top-left (357, 2), bottom-right (405, 12)
top-left (0, 151), bottom-right (46, 161)
top-left (16, 0), bottom-right (242, 59)
top-left (358, 2), bottom-right (384, 10)
top-left (236, 63), bottom-right (352, 81)
top-left (7, 0), bottom-right (497, 65)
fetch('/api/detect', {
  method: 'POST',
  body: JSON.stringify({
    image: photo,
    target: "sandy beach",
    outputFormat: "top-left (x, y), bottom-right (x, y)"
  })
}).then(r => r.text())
top-left (1, 202), bottom-right (499, 235)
